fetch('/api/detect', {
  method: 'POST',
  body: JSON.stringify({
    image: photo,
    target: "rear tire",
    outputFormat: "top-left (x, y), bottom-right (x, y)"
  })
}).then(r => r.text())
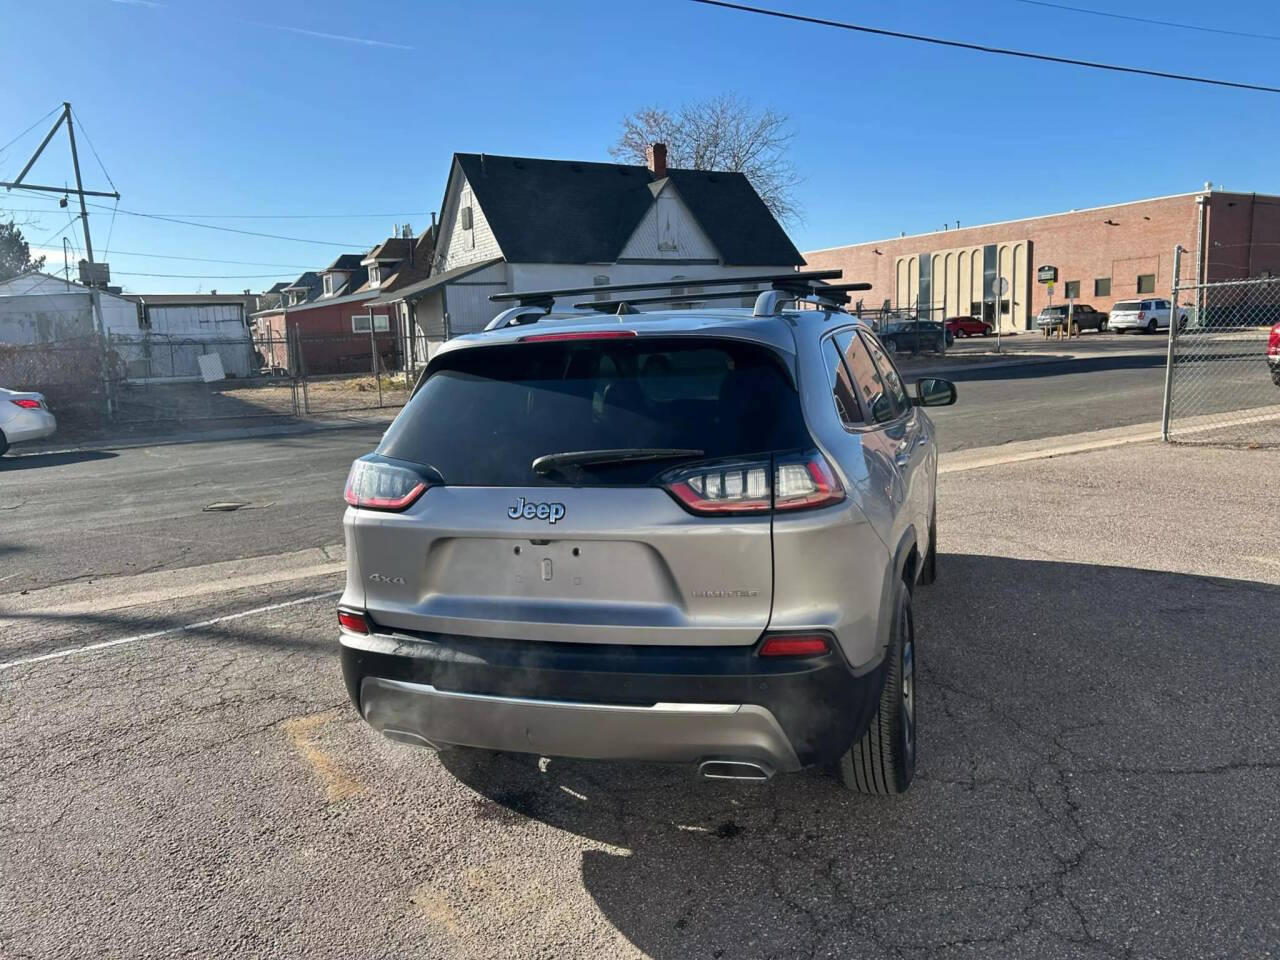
top-left (1099, 320), bottom-right (1108, 332)
top-left (1146, 319), bottom-right (1158, 334)
top-left (982, 325), bottom-right (992, 337)
top-left (838, 582), bottom-right (917, 795)
top-left (0, 430), bottom-right (8, 457)
top-left (1271, 365), bottom-right (1280, 387)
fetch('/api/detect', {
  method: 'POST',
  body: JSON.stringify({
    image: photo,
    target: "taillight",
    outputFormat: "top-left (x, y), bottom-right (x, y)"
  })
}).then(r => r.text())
top-left (759, 633), bottom-right (832, 657)
top-left (519, 330), bottom-right (637, 342)
top-left (1137, 311), bottom-right (1145, 320)
top-left (10, 398), bottom-right (40, 409)
top-left (662, 453), bottom-right (844, 516)
top-left (337, 609), bottom-right (370, 634)
top-left (344, 458), bottom-right (428, 511)
top-left (1268, 324), bottom-right (1280, 355)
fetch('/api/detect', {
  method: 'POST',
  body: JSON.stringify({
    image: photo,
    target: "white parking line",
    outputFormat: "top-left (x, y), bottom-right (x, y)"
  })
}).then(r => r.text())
top-left (0, 590), bottom-right (341, 673)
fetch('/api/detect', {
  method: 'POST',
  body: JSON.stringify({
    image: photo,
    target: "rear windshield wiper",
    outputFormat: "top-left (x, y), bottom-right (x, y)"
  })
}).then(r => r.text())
top-left (532, 448), bottom-right (705, 477)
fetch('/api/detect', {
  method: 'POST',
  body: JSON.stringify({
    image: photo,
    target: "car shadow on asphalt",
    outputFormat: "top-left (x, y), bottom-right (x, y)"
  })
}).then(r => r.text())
top-left (438, 553), bottom-right (1280, 959)
top-left (0, 450), bottom-right (118, 471)
top-left (942, 352), bottom-right (1166, 384)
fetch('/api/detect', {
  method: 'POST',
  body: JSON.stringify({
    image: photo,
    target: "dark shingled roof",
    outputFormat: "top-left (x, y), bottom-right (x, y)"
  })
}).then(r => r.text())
top-left (324, 253), bottom-right (365, 272)
top-left (454, 153), bottom-right (802, 267)
top-left (283, 271), bottom-right (322, 302)
top-left (364, 237), bottom-right (413, 263)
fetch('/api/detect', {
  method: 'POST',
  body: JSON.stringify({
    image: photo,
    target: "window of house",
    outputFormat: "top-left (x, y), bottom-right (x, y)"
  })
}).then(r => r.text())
top-left (368, 266), bottom-right (380, 287)
top-left (593, 274), bottom-right (610, 303)
top-left (1094, 277), bottom-right (1111, 297)
top-left (373, 314), bottom-right (389, 332)
top-left (1064, 281), bottom-right (1080, 300)
top-left (1137, 274), bottom-right (1156, 294)
top-left (352, 315), bottom-right (371, 333)
top-left (322, 275), bottom-right (333, 296)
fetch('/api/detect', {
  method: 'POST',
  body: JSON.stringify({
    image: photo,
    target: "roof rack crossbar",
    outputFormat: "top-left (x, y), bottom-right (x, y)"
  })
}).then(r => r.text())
top-left (489, 269), bottom-right (843, 305)
top-left (575, 279), bottom-right (873, 313)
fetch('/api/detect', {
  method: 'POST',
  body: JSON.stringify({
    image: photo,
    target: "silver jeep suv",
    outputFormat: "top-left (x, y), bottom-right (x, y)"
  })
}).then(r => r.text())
top-left (338, 272), bottom-right (955, 794)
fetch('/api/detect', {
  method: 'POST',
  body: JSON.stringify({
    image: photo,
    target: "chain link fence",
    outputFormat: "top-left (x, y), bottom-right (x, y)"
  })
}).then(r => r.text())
top-left (1163, 251), bottom-right (1280, 447)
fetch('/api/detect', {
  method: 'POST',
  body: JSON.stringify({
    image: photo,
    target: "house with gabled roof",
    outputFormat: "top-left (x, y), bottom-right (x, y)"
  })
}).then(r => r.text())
top-left (374, 145), bottom-right (804, 357)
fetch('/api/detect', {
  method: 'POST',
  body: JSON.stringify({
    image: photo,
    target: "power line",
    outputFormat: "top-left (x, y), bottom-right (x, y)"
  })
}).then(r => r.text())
top-left (57, 247), bottom-right (311, 268)
top-left (69, 107), bottom-right (117, 192)
top-left (5, 187), bottom-right (372, 246)
top-left (1013, 0), bottom-right (1280, 44)
top-left (0, 197), bottom-right (427, 220)
top-left (0, 105), bottom-right (61, 159)
top-left (108, 270), bottom-right (298, 279)
top-left (690, 0), bottom-right (1280, 94)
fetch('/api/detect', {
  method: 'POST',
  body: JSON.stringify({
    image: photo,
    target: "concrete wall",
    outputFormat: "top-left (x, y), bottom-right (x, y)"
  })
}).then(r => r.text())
top-left (805, 192), bottom-right (1215, 324)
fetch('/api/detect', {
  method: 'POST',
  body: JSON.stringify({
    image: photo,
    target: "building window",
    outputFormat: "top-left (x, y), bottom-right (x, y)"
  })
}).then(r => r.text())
top-left (1064, 280), bottom-right (1080, 300)
top-left (353, 314), bottom-right (390, 333)
top-left (322, 275), bottom-right (333, 296)
top-left (1095, 277), bottom-right (1111, 297)
top-left (368, 266), bottom-right (380, 287)
top-left (593, 274), bottom-right (609, 303)
top-left (1137, 274), bottom-right (1156, 294)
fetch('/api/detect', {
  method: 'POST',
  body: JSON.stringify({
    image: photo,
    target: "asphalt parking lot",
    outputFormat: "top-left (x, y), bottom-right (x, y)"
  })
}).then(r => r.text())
top-left (2, 422), bottom-right (1277, 959)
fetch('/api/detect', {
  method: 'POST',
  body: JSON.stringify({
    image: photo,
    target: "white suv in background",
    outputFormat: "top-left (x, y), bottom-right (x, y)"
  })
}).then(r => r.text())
top-left (1109, 298), bottom-right (1187, 335)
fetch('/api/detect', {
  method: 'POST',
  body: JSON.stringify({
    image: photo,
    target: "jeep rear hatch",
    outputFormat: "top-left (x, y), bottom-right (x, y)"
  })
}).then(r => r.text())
top-left (350, 335), bottom-right (828, 646)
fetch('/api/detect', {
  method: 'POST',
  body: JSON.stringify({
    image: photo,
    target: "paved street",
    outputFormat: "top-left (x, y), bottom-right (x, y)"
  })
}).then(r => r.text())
top-left (2, 362), bottom-right (1278, 959)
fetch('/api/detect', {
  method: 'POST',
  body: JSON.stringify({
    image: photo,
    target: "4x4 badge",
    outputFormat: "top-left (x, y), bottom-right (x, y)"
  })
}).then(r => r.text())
top-left (507, 497), bottom-right (566, 524)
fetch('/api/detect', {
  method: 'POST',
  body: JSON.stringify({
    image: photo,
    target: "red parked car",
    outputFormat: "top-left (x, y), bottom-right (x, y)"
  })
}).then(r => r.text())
top-left (945, 316), bottom-right (993, 338)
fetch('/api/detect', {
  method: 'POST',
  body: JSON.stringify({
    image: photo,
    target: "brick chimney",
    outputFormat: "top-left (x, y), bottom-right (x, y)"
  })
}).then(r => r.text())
top-left (645, 142), bottom-right (668, 178)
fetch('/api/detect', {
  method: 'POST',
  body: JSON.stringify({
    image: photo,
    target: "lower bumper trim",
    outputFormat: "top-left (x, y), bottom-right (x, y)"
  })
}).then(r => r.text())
top-left (360, 676), bottom-right (803, 772)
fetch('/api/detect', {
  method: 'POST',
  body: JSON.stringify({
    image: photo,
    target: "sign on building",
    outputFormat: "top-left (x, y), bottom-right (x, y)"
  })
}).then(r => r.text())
top-left (1037, 265), bottom-right (1058, 284)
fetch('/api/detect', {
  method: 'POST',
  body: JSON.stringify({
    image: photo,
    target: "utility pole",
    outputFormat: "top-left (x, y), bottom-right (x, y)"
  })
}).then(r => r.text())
top-left (2, 101), bottom-right (120, 417)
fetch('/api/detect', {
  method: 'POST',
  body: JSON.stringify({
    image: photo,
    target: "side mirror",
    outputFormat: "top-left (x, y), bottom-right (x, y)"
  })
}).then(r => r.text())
top-left (914, 377), bottom-right (957, 407)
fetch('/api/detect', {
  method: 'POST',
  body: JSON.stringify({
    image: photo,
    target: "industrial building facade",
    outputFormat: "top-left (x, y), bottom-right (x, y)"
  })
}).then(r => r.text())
top-left (804, 188), bottom-right (1280, 332)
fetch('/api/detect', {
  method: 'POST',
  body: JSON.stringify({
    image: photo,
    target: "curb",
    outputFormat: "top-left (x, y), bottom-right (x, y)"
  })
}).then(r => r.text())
top-left (11, 413), bottom-right (399, 456)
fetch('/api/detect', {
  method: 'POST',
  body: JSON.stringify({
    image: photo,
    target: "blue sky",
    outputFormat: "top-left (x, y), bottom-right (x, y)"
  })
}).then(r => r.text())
top-left (1, 0), bottom-right (1277, 291)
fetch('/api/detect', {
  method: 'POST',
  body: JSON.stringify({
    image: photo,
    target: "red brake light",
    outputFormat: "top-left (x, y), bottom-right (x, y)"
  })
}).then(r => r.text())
top-left (1137, 311), bottom-right (1145, 320)
top-left (662, 453), bottom-right (844, 516)
top-left (337, 609), bottom-right (370, 634)
top-left (10, 398), bottom-right (40, 409)
top-left (344, 459), bottom-right (428, 511)
top-left (759, 633), bottom-right (831, 657)
top-left (518, 330), bottom-right (637, 342)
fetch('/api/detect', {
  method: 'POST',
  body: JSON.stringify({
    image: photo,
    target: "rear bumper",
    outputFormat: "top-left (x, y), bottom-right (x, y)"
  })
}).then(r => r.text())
top-left (2, 410), bottom-right (56, 443)
top-left (340, 626), bottom-right (887, 771)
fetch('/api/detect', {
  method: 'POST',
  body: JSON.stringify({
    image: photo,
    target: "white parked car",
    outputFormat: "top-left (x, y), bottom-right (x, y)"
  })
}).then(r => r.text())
top-left (0, 388), bottom-right (57, 455)
top-left (1109, 298), bottom-right (1187, 335)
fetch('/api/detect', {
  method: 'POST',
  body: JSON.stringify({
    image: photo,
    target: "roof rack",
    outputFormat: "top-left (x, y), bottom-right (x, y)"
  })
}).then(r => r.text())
top-left (574, 281), bottom-right (873, 314)
top-left (489, 269), bottom-right (844, 309)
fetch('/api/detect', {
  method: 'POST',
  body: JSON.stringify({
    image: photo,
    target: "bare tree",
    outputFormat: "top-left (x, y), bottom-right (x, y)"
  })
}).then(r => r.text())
top-left (609, 94), bottom-right (802, 225)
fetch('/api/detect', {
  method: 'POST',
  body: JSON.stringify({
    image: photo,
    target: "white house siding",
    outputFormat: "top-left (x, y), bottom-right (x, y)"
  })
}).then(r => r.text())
top-left (0, 292), bottom-right (95, 342)
top-left (145, 304), bottom-right (245, 336)
top-left (506, 263), bottom-right (797, 313)
top-left (0, 273), bottom-right (140, 341)
top-left (438, 172), bottom-right (503, 272)
top-left (616, 186), bottom-right (719, 261)
top-left (438, 261), bottom-right (509, 336)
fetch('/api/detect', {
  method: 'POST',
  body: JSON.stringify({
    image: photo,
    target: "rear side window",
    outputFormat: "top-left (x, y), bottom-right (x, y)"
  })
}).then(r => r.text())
top-left (824, 338), bottom-right (862, 427)
top-left (380, 337), bottom-right (811, 486)
top-left (834, 329), bottom-right (898, 424)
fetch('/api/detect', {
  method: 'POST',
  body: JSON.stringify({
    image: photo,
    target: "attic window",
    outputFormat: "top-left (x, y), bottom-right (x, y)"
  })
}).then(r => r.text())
top-left (461, 206), bottom-right (473, 230)
top-left (368, 266), bottom-right (381, 287)
top-left (322, 274), bottom-right (333, 296)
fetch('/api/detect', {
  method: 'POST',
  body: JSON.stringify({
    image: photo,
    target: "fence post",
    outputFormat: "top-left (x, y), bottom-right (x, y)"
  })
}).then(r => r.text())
top-left (1160, 245), bottom-right (1183, 442)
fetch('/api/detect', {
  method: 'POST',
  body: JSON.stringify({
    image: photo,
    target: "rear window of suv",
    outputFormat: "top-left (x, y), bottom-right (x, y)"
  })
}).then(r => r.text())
top-left (1113, 301), bottom-right (1142, 312)
top-left (379, 336), bottom-right (811, 486)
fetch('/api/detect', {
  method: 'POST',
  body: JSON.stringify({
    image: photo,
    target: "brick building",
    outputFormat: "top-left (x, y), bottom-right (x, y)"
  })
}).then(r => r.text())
top-left (804, 187), bottom-right (1280, 332)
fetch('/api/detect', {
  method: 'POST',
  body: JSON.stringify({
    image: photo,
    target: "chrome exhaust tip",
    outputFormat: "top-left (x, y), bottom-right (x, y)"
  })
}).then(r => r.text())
top-left (698, 759), bottom-right (773, 781)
